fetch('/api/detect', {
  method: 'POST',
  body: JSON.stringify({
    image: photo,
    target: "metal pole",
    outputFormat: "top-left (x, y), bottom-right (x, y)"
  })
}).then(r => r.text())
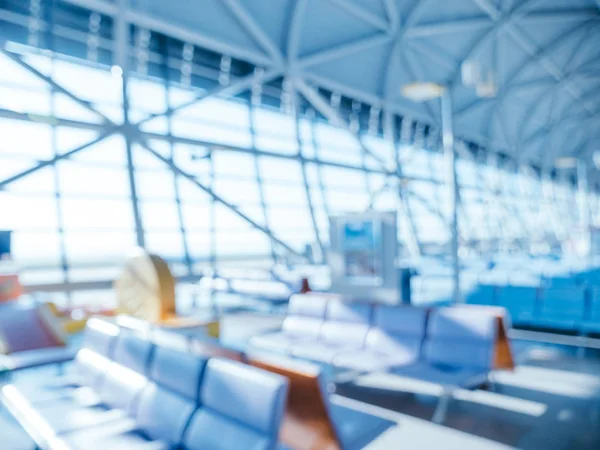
top-left (441, 89), bottom-right (460, 302)
top-left (116, 0), bottom-right (145, 248)
top-left (577, 159), bottom-right (589, 230)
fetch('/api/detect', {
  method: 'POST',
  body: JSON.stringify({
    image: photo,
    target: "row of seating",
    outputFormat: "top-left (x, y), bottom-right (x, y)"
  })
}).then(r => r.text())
top-left (251, 294), bottom-right (499, 389)
top-left (194, 276), bottom-right (293, 312)
top-left (1, 319), bottom-right (289, 450)
top-left (408, 267), bottom-right (600, 306)
top-left (466, 283), bottom-right (600, 334)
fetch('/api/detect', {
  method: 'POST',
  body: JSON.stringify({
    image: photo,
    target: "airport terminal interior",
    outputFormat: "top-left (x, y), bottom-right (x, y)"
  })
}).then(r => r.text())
top-left (1, 0), bottom-right (600, 449)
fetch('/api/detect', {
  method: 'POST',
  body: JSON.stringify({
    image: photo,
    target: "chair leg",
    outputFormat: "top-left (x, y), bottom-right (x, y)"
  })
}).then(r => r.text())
top-left (432, 388), bottom-right (453, 424)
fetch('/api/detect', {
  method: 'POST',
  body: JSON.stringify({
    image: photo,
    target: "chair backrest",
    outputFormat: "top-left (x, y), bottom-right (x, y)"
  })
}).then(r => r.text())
top-left (465, 284), bottom-right (497, 306)
top-left (248, 353), bottom-right (393, 450)
top-left (136, 346), bottom-right (208, 446)
top-left (424, 308), bottom-right (497, 371)
top-left (320, 299), bottom-right (372, 347)
top-left (366, 306), bottom-right (427, 356)
top-left (281, 294), bottom-right (330, 338)
top-left (540, 287), bottom-right (586, 323)
top-left (590, 287), bottom-right (600, 322)
top-left (183, 358), bottom-right (288, 450)
top-left (75, 319), bottom-right (120, 388)
top-left (544, 277), bottom-right (578, 288)
top-left (98, 330), bottom-right (154, 414)
top-left (496, 285), bottom-right (538, 324)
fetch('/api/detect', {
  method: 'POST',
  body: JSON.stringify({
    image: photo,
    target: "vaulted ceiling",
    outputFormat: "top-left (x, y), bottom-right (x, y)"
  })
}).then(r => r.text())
top-left (65, 0), bottom-right (600, 167)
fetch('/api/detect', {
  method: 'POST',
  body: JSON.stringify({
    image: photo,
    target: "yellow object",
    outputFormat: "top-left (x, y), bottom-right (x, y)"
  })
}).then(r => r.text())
top-left (43, 302), bottom-right (88, 335)
top-left (36, 303), bottom-right (67, 346)
top-left (114, 250), bottom-right (176, 323)
top-left (160, 315), bottom-right (220, 338)
top-left (114, 250), bottom-right (218, 336)
top-left (62, 319), bottom-right (88, 334)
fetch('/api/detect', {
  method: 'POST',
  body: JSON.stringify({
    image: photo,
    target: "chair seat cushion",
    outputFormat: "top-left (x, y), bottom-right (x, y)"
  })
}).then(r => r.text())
top-left (290, 342), bottom-right (360, 363)
top-left (530, 318), bottom-right (579, 331)
top-left (333, 350), bottom-right (417, 372)
top-left (328, 402), bottom-right (394, 449)
top-left (58, 419), bottom-right (175, 450)
top-left (30, 388), bottom-right (129, 434)
top-left (11, 372), bottom-right (84, 404)
top-left (581, 321), bottom-right (600, 334)
top-left (250, 332), bottom-right (316, 354)
top-left (391, 362), bottom-right (488, 388)
top-left (7, 347), bottom-right (78, 371)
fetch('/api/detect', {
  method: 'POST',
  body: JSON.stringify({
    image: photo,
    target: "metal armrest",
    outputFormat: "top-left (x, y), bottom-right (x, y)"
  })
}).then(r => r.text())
top-left (6, 347), bottom-right (78, 373)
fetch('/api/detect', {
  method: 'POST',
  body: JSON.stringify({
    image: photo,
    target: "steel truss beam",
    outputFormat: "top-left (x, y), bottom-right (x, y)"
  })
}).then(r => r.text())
top-left (136, 138), bottom-right (307, 260)
top-left (135, 68), bottom-right (281, 127)
top-left (294, 78), bottom-right (390, 171)
top-left (406, 17), bottom-right (492, 38)
top-left (141, 130), bottom-right (396, 176)
top-left (407, 9), bottom-right (597, 39)
top-left (297, 33), bottom-right (392, 69)
top-left (286, 0), bottom-right (308, 66)
top-left (116, 0), bottom-right (145, 248)
top-left (291, 87), bottom-right (325, 262)
top-left (325, 0), bottom-right (390, 32)
top-left (408, 39), bottom-right (457, 72)
top-left (294, 79), bottom-right (429, 256)
top-left (467, 0), bottom-right (597, 159)
top-left (1, 50), bottom-right (115, 125)
top-left (0, 130), bottom-right (116, 189)
top-left (381, 0), bottom-right (433, 107)
top-left (454, 7), bottom-right (589, 120)
top-left (403, 50), bottom-right (439, 124)
top-left (0, 108), bottom-right (104, 131)
top-left (382, 0), bottom-right (399, 32)
top-left (220, 0), bottom-right (284, 67)
top-left (62, 0), bottom-right (275, 67)
top-left (522, 112), bottom-right (600, 149)
top-left (385, 109), bottom-right (421, 256)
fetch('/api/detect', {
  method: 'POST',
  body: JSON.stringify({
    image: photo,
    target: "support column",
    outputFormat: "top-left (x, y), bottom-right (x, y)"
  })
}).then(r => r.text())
top-left (292, 88), bottom-right (325, 263)
top-left (441, 90), bottom-right (460, 303)
top-left (578, 159), bottom-right (590, 230)
top-left (116, 0), bottom-right (145, 248)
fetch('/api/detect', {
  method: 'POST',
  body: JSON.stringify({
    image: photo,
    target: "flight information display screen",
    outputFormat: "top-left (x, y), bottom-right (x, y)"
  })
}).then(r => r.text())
top-left (341, 219), bottom-right (383, 284)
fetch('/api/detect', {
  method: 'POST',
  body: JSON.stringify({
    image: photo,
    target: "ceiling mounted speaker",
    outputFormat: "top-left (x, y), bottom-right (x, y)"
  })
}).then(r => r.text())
top-left (461, 61), bottom-right (482, 87)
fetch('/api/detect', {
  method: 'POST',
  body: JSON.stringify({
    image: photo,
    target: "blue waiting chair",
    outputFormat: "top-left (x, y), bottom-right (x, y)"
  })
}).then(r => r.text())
top-left (332, 305), bottom-right (427, 372)
top-left (290, 299), bottom-right (373, 363)
top-left (2, 322), bottom-right (289, 450)
top-left (496, 285), bottom-right (538, 326)
top-left (464, 284), bottom-right (497, 306)
top-left (582, 287), bottom-right (600, 335)
top-left (533, 287), bottom-right (586, 332)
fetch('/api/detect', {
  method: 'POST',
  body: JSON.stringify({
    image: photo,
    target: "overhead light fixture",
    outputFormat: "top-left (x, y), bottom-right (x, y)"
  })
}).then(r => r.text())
top-left (111, 65), bottom-right (123, 78)
top-left (554, 157), bottom-right (578, 169)
top-left (401, 82), bottom-right (446, 102)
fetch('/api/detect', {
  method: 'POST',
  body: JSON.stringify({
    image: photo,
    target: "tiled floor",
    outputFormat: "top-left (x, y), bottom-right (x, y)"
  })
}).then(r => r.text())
top-left (2, 313), bottom-right (600, 450)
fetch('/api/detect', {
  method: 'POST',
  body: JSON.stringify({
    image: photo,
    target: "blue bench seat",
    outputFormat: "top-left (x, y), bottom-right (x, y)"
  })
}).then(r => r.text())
top-left (464, 284), bottom-right (497, 306)
top-left (581, 287), bottom-right (600, 335)
top-left (496, 285), bottom-right (537, 326)
top-left (250, 294), bottom-right (329, 353)
top-left (392, 308), bottom-right (496, 389)
top-left (533, 287), bottom-right (586, 331)
top-left (290, 299), bottom-right (372, 363)
top-left (2, 321), bottom-right (289, 450)
top-left (333, 306), bottom-right (427, 372)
